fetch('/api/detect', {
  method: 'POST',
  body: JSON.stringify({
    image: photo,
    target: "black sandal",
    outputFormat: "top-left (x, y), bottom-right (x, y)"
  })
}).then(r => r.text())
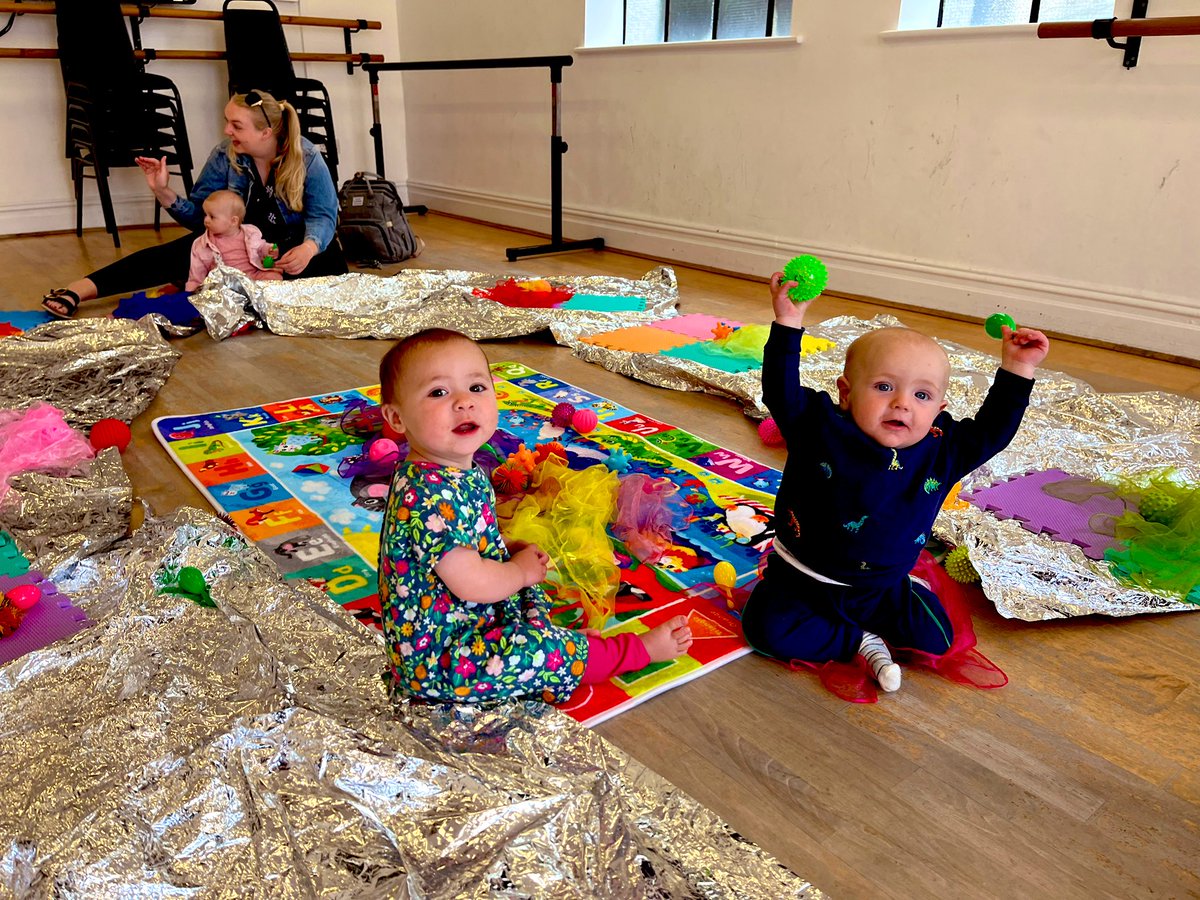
top-left (42, 288), bottom-right (81, 319)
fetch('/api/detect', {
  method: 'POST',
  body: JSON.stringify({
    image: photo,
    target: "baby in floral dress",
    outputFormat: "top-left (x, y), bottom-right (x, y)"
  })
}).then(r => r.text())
top-left (377, 329), bottom-right (693, 703)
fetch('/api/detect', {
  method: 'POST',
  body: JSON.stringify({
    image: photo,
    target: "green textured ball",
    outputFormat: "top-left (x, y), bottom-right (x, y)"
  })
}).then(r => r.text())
top-left (1139, 489), bottom-right (1178, 525)
top-left (984, 313), bottom-right (1016, 340)
top-left (179, 566), bottom-right (208, 594)
top-left (944, 546), bottom-right (980, 584)
top-left (781, 255), bottom-right (829, 303)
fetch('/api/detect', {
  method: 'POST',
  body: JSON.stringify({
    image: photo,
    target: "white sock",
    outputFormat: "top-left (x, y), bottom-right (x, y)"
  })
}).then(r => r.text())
top-left (859, 630), bottom-right (901, 692)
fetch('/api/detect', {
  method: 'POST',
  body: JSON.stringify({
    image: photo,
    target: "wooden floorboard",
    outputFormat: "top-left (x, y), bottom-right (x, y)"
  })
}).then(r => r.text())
top-left (2, 215), bottom-right (1198, 898)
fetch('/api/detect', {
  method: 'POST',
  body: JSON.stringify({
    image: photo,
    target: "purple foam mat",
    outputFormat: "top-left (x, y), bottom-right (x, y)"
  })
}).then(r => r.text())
top-left (0, 571), bottom-right (92, 666)
top-left (963, 468), bottom-right (1133, 560)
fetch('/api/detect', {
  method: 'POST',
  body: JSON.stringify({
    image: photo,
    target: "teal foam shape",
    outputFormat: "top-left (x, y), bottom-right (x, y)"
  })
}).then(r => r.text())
top-left (0, 531), bottom-right (29, 578)
top-left (560, 294), bottom-right (647, 312)
top-left (660, 341), bottom-right (761, 374)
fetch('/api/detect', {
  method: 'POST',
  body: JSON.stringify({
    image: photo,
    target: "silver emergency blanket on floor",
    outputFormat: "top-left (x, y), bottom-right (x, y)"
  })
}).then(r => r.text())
top-left (0, 508), bottom-right (821, 899)
top-left (0, 448), bottom-right (132, 580)
top-left (189, 266), bottom-right (680, 342)
top-left (0, 318), bottom-right (180, 427)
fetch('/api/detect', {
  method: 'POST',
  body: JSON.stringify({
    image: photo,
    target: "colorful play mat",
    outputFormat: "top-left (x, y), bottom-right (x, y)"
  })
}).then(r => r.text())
top-left (154, 363), bottom-right (778, 725)
top-left (0, 310), bottom-right (54, 338)
top-left (579, 313), bottom-right (834, 375)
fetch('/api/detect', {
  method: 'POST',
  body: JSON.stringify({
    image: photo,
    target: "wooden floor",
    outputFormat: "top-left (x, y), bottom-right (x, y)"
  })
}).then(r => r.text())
top-left (3, 216), bottom-right (1199, 899)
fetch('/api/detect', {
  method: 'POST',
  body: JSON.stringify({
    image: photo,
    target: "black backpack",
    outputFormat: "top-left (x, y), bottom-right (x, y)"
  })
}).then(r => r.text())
top-left (336, 172), bottom-right (419, 264)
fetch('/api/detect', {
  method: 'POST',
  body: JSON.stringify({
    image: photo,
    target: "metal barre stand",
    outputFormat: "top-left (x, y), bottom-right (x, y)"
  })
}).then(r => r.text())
top-left (363, 56), bottom-right (605, 261)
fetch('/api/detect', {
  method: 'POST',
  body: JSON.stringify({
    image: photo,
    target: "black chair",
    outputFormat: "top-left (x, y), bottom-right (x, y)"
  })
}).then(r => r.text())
top-left (56, 0), bottom-right (194, 248)
top-left (223, 0), bottom-right (340, 183)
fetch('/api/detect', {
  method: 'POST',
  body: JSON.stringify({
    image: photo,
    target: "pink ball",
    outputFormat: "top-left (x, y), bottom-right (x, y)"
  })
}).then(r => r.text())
top-left (550, 402), bottom-right (576, 428)
top-left (90, 418), bottom-right (131, 453)
top-left (571, 408), bottom-right (598, 433)
top-left (758, 417), bottom-right (784, 447)
top-left (368, 438), bottom-right (399, 462)
top-left (5, 584), bottom-right (41, 611)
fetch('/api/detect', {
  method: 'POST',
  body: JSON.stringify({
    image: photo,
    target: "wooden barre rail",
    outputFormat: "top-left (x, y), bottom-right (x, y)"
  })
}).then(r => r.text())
top-left (0, 47), bottom-right (383, 62)
top-left (1038, 15), bottom-right (1200, 39)
top-left (0, 2), bottom-right (379, 30)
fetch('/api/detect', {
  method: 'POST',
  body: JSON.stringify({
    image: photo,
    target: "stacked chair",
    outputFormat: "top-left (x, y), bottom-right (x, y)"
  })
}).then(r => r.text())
top-left (56, 0), bottom-right (194, 248)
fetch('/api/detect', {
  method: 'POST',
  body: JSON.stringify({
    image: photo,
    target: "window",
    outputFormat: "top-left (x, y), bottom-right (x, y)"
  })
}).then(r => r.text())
top-left (622, 0), bottom-right (793, 44)
top-left (898, 0), bottom-right (1113, 30)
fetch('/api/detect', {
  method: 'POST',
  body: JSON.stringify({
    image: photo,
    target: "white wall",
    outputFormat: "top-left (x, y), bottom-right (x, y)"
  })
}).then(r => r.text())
top-left (395, 1), bottom-right (1200, 358)
top-left (0, 0), bottom-right (404, 236)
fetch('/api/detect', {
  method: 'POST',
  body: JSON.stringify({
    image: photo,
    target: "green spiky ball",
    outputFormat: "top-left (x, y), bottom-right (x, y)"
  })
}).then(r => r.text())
top-left (781, 254), bottom-right (829, 303)
top-left (1139, 488), bottom-right (1178, 525)
top-left (944, 546), bottom-right (980, 584)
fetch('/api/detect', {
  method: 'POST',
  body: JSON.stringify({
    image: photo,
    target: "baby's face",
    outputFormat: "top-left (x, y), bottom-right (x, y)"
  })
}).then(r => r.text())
top-left (837, 332), bottom-right (949, 449)
top-left (383, 339), bottom-right (498, 469)
top-left (203, 201), bottom-right (240, 238)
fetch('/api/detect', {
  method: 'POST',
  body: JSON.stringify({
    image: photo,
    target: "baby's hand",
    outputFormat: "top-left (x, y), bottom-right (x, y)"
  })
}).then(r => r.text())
top-left (769, 272), bottom-right (807, 328)
top-left (1000, 326), bottom-right (1050, 379)
top-left (512, 543), bottom-right (549, 586)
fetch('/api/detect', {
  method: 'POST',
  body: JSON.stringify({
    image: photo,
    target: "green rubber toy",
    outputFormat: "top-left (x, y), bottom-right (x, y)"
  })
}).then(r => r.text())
top-left (984, 313), bottom-right (1016, 340)
top-left (161, 566), bottom-right (216, 608)
top-left (781, 254), bottom-right (829, 303)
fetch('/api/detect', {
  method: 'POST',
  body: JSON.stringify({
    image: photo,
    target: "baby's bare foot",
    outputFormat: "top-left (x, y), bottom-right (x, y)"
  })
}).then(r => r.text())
top-left (639, 614), bottom-right (693, 663)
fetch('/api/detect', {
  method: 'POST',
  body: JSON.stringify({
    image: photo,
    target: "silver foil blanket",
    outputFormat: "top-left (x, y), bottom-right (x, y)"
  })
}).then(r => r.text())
top-left (0, 448), bottom-right (132, 581)
top-left (190, 266), bottom-right (680, 342)
top-left (562, 313), bottom-right (1200, 621)
top-left (0, 508), bottom-right (821, 899)
top-left (0, 318), bottom-right (180, 427)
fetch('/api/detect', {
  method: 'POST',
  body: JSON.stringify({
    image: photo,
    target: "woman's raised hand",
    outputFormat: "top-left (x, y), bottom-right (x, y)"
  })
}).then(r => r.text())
top-left (134, 156), bottom-right (169, 191)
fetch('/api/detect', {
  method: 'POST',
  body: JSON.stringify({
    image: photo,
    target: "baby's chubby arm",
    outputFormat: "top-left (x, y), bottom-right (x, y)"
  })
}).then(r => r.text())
top-left (999, 326), bottom-right (1050, 379)
top-left (435, 543), bottom-right (549, 604)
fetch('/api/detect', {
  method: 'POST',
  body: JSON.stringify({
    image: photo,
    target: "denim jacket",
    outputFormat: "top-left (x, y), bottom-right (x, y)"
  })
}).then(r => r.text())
top-left (166, 138), bottom-right (338, 252)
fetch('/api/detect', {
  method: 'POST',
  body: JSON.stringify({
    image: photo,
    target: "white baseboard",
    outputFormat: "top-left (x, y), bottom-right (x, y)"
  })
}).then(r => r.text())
top-left (405, 179), bottom-right (1200, 360)
top-left (0, 194), bottom-right (161, 237)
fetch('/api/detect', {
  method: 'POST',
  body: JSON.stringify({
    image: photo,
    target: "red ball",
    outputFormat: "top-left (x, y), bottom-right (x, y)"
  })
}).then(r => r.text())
top-left (381, 419), bottom-right (403, 441)
top-left (90, 418), bottom-right (132, 453)
top-left (571, 408), bottom-right (598, 433)
top-left (758, 417), bottom-right (784, 447)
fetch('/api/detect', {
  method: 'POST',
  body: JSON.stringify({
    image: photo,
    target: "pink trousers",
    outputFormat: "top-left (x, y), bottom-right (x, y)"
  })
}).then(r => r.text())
top-left (582, 632), bottom-right (650, 683)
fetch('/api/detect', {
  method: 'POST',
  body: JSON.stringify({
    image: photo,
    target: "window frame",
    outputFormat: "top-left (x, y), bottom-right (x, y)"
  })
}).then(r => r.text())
top-left (622, 0), bottom-right (781, 44)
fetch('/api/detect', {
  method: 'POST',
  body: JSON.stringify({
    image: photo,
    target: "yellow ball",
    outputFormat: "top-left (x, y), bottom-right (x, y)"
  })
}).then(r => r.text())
top-left (713, 561), bottom-right (737, 590)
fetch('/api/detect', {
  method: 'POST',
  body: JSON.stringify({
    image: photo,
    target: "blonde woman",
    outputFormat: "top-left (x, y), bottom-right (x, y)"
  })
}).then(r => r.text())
top-left (43, 89), bottom-right (345, 318)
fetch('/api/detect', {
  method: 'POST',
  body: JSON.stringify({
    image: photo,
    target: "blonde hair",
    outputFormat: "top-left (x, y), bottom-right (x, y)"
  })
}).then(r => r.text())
top-left (203, 189), bottom-right (246, 221)
top-left (226, 90), bottom-right (306, 212)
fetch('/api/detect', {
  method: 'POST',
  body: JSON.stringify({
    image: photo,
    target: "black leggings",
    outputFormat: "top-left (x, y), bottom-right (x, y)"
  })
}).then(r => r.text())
top-left (88, 232), bottom-right (348, 298)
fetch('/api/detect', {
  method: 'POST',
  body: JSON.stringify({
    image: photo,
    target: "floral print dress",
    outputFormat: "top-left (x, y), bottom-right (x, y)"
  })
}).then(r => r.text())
top-left (378, 460), bottom-right (587, 703)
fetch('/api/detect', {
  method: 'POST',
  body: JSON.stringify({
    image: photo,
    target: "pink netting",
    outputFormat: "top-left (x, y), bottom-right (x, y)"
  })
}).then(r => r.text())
top-left (0, 403), bottom-right (95, 502)
top-left (611, 473), bottom-right (687, 565)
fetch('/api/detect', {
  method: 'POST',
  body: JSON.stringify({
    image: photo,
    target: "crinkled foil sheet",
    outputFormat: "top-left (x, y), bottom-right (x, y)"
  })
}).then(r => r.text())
top-left (192, 266), bottom-right (680, 342)
top-left (565, 313), bottom-right (1200, 621)
top-left (0, 318), bottom-right (180, 427)
top-left (0, 448), bottom-right (132, 581)
top-left (0, 507), bottom-right (821, 898)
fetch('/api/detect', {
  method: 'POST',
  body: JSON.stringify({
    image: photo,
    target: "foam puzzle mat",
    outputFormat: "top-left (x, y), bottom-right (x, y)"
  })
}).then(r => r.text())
top-left (154, 362), bottom-right (780, 725)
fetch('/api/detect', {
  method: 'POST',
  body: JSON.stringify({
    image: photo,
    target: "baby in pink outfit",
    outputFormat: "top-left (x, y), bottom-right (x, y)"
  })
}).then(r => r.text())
top-left (186, 190), bottom-right (284, 291)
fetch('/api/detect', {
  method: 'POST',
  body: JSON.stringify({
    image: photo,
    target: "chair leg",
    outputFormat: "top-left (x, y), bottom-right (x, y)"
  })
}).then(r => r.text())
top-left (73, 159), bottom-right (84, 237)
top-left (95, 163), bottom-right (120, 249)
top-left (154, 199), bottom-right (161, 232)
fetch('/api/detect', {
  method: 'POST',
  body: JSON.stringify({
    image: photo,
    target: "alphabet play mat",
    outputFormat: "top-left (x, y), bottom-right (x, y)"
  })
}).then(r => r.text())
top-left (154, 362), bottom-right (778, 725)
